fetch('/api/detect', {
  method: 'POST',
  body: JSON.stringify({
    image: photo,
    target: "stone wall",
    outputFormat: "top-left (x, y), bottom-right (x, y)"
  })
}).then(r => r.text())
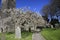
top-left (0, 9), bottom-right (46, 32)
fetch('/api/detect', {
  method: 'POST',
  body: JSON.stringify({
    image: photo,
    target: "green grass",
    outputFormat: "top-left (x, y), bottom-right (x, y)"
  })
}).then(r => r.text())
top-left (0, 33), bottom-right (1, 40)
top-left (41, 28), bottom-right (60, 40)
top-left (0, 33), bottom-right (1, 35)
top-left (0, 31), bottom-right (32, 40)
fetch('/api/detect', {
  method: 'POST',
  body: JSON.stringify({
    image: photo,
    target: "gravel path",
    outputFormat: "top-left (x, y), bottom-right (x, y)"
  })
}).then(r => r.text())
top-left (32, 32), bottom-right (45, 40)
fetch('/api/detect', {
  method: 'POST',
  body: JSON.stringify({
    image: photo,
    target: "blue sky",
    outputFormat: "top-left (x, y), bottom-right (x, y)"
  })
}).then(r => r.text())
top-left (16, 0), bottom-right (50, 12)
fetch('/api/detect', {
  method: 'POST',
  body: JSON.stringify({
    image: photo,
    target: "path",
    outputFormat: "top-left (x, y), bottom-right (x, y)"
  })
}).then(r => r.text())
top-left (32, 32), bottom-right (45, 40)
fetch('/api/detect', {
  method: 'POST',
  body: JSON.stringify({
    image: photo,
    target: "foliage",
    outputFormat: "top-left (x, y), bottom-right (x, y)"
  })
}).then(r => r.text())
top-left (50, 19), bottom-right (59, 24)
top-left (42, 0), bottom-right (60, 28)
top-left (42, 0), bottom-right (60, 21)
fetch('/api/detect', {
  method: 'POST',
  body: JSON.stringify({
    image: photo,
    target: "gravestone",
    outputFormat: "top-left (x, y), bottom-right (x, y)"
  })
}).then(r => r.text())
top-left (51, 25), bottom-right (53, 28)
top-left (55, 24), bottom-right (59, 28)
top-left (15, 26), bottom-right (21, 39)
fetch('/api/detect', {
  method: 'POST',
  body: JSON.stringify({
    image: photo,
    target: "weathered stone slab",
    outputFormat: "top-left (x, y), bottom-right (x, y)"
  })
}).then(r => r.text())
top-left (15, 26), bottom-right (21, 39)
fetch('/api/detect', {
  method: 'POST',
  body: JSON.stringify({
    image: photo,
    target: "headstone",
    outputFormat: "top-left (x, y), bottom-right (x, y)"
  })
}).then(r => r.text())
top-left (15, 26), bottom-right (21, 39)
top-left (51, 25), bottom-right (53, 28)
top-left (55, 24), bottom-right (59, 28)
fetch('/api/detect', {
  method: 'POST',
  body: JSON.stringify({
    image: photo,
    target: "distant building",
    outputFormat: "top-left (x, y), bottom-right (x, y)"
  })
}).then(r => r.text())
top-left (2, 0), bottom-right (16, 9)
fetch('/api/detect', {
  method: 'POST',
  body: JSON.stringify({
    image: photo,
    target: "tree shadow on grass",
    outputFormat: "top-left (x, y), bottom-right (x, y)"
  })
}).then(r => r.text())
top-left (21, 31), bottom-right (32, 38)
top-left (0, 33), bottom-right (1, 40)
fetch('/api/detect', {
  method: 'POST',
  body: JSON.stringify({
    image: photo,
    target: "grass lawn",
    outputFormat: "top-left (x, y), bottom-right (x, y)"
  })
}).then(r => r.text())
top-left (0, 31), bottom-right (32, 40)
top-left (41, 28), bottom-right (60, 40)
